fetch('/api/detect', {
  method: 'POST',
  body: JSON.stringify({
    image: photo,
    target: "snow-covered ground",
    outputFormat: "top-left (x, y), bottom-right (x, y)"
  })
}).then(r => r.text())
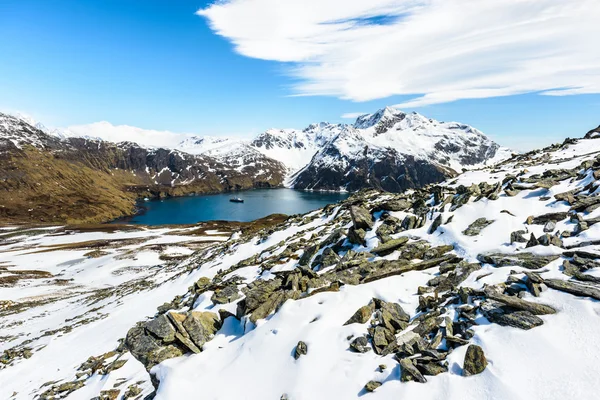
top-left (2, 134), bottom-right (600, 400)
top-left (0, 225), bottom-right (228, 399)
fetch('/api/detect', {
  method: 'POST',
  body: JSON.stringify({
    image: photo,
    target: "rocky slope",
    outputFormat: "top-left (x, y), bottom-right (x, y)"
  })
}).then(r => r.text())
top-left (2, 127), bottom-right (600, 400)
top-left (0, 113), bottom-right (286, 224)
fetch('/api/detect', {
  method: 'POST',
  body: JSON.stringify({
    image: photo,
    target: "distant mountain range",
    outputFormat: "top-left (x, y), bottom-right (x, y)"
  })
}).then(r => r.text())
top-left (0, 107), bottom-right (510, 223)
top-left (169, 107), bottom-right (511, 191)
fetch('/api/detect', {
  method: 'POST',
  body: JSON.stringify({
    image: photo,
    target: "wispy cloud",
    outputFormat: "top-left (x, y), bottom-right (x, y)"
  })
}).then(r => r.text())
top-left (198, 0), bottom-right (600, 107)
top-left (340, 112), bottom-right (367, 119)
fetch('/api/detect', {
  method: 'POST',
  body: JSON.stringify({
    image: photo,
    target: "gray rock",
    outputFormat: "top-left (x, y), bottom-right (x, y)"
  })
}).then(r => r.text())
top-left (371, 237), bottom-right (409, 256)
top-left (543, 221), bottom-right (556, 233)
top-left (463, 218), bottom-right (495, 236)
top-left (347, 227), bottom-right (367, 246)
top-left (350, 205), bottom-right (374, 230)
top-left (463, 345), bottom-right (487, 376)
top-left (484, 287), bottom-right (556, 315)
top-left (530, 212), bottom-right (568, 224)
top-left (211, 285), bottom-right (241, 305)
top-left (399, 358), bottom-right (427, 383)
top-left (320, 247), bottom-right (341, 268)
top-left (349, 336), bottom-right (371, 353)
top-left (377, 300), bottom-right (410, 333)
top-left (477, 253), bottom-right (560, 270)
top-left (343, 305), bottom-right (374, 325)
top-left (510, 230), bottom-right (528, 243)
top-left (144, 314), bottom-right (176, 343)
top-left (544, 279), bottom-right (600, 300)
top-left (294, 341), bottom-right (307, 360)
top-left (428, 215), bottom-right (443, 234)
top-left (537, 233), bottom-right (563, 248)
top-left (299, 245), bottom-right (319, 266)
top-left (364, 381), bottom-right (382, 392)
top-left (480, 300), bottom-right (544, 330)
top-left (183, 311), bottom-right (221, 350)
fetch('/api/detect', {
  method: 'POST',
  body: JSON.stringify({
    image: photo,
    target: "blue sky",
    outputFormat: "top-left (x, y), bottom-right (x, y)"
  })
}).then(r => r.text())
top-left (0, 0), bottom-right (599, 149)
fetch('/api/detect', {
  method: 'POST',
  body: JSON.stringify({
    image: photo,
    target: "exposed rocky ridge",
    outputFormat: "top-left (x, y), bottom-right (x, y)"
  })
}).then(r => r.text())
top-left (18, 127), bottom-right (599, 398)
top-left (0, 113), bottom-right (286, 224)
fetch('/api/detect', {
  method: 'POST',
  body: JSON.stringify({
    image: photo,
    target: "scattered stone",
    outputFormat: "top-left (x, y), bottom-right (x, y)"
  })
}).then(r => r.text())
top-left (371, 237), bottom-right (409, 256)
top-left (543, 221), bottom-right (556, 233)
top-left (183, 311), bottom-right (221, 350)
top-left (350, 205), bottom-right (374, 230)
top-left (537, 234), bottom-right (563, 248)
top-left (379, 364), bottom-right (387, 371)
top-left (462, 345), bottom-right (487, 376)
top-left (484, 287), bottom-right (556, 315)
top-left (510, 230), bottom-right (528, 243)
top-left (544, 279), bottom-right (600, 300)
top-left (350, 336), bottom-right (371, 353)
top-left (144, 314), bottom-right (176, 343)
top-left (477, 253), bottom-right (560, 270)
top-left (347, 227), bottom-right (367, 246)
top-left (344, 305), bottom-right (374, 325)
top-left (429, 215), bottom-right (443, 234)
top-left (294, 341), bottom-right (308, 359)
top-left (399, 358), bottom-right (427, 383)
top-left (480, 300), bottom-right (544, 330)
top-left (211, 284), bottom-right (241, 305)
top-left (463, 218), bottom-right (495, 236)
top-left (299, 245), bottom-right (319, 266)
top-left (364, 381), bottom-right (382, 392)
top-left (530, 212), bottom-right (568, 224)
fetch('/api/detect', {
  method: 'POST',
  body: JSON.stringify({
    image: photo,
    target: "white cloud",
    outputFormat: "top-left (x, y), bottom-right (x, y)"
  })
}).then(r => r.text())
top-left (198, 0), bottom-right (600, 107)
top-left (63, 122), bottom-right (195, 148)
top-left (340, 112), bottom-right (367, 119)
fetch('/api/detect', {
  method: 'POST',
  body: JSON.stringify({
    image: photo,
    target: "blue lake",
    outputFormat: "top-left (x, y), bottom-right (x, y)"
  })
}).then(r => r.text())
top-left (117, 189), bottom-right (350, 225)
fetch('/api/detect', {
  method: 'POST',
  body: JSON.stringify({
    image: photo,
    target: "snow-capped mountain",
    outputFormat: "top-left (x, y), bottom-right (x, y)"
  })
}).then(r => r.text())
top-left (291, 107), bottom-right (511, 191)
top-left (4, 106), bottom-right (511, 195)
top-left (250, 123), bottom-right (343, 172)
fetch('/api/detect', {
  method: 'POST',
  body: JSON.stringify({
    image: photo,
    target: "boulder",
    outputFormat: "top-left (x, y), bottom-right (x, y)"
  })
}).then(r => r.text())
top-left (510, 230), bottom-right (528, 243)
top-left (349, 336), bottom-right (371, 353)
top-left (364, 381), bottom-right (382, 392)
top-left (463, 218), bottom-right (495, 236)
top-left (428, 215), bottom-right (443, 234)
top-left (480, 300), bottom-right (544, 330)
top-left (294, 341), bottom-right (307, 359)
top-left (182, 312), bottom-right (221, 350)
top-left (343, 305), bottom-right (375, 325)
top-left (543, 221), bottom-right (556, 233)
top-left (350, 205), bottom-right (374, 230)
top-left (544, 279), bottom-right (600, 301)
top-left (484, 287), bottom-right (556, 315)
top-left (378, 301), bottom-right (410, 332)
top-left (530, 212), bottom-right (568, 224)
top-left (371, 237), bottom-right (409, 256)
top-left (399, 358), bottom-right (427, 383)
top-left (144, 314), bottom-right (176, 343)
top-left (477, 253), bottom-right (560, 270)
top-left (347, 227), bottom-right (367, 247)
top-left (463, 345), bottom-right (487, 376)
top-left (299, 244), bottom-right (319, 266)
top-left (211, 285), bottom-right (241, 305)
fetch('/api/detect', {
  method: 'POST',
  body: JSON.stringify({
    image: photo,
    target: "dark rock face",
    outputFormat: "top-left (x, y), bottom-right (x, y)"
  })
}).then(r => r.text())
top-left (293, 146), bottom-right (453, 193)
